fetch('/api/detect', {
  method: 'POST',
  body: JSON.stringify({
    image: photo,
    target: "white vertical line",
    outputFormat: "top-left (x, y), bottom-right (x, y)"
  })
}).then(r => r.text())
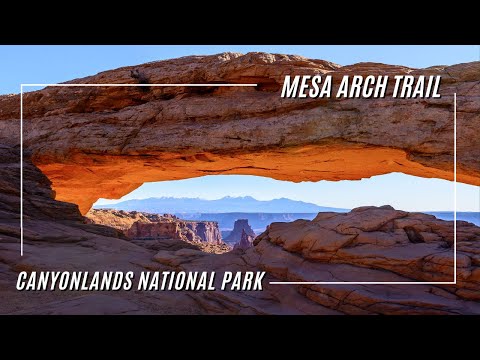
top-left (20, 85), bottom-right (23, 256)
top-left (454, 92), bottom-right (457, 284)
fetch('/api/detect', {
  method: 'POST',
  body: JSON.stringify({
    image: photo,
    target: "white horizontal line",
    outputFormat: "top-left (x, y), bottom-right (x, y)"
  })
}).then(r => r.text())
top-left (269, 281), bottom-right (457, 285)
top-left (21, 83), bottom-right (257, 87)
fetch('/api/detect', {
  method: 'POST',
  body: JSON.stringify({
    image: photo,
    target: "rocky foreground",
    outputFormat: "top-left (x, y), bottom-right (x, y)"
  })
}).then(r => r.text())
top-left (0, 146), bottom-right (479, 314)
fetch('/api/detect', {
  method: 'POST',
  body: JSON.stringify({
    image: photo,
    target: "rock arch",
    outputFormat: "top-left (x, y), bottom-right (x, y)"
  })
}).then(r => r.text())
top-left (0, 52), bottom-right (478, 214)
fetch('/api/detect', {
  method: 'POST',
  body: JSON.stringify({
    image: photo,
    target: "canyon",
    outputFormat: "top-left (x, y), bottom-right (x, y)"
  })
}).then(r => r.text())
top-left (86, 209), bottom-right (228, 254)
top-left (0, 52), bottom-right (479, 314)
top-left (87, 209), bottom-right (222, 243)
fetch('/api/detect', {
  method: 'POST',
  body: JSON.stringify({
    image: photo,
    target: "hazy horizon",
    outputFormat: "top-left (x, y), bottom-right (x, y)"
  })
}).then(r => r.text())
top-left (94, 178), bottom-right (480, 213)
top-left (93, 193), bottom-right (480, 227)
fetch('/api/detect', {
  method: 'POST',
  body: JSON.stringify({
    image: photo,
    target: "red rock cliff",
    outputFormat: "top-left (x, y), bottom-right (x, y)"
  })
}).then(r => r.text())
top-left (86, 209), bottom-right (222, 244)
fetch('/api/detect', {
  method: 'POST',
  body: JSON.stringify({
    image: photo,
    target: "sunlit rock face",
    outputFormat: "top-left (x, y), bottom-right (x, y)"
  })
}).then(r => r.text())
top-left (1, 53), bottom-right (478, 214)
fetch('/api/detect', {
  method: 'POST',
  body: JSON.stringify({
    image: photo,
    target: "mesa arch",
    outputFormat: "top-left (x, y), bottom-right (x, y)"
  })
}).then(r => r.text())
top-left (0, 52), bottom-right (478, 214)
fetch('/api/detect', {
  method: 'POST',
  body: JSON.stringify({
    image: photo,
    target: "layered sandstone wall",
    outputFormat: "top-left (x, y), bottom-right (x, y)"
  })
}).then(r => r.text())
top-left (185, 222), bottom-right (222, 244)
top-left (86, 209), bottom-right (223, 244)
top-left (85, 209), bottom-right (158, 233)
top-left (127, 221), bottom-right (181, 240)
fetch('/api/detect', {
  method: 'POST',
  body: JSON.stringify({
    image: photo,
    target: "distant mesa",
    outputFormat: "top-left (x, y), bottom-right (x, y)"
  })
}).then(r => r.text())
top-left (225, 219), bottom-right (256, 245)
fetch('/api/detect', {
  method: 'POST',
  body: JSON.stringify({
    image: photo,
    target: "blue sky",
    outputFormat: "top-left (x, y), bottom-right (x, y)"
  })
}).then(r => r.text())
top-left (96, 174), bottom-right (478, 212)
top-left (1, 45), bottom-right (478, 211)
top-left (1, 45), bottom-right (479, 95)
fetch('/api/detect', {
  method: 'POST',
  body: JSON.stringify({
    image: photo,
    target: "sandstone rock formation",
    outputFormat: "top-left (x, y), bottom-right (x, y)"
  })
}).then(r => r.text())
top-left (185, 222), bottom-right (222, 244)
top-left (87, 209), bottom-right (224, 245)
top-left (255, 206), bottom-right (480, 298)
top-left (224, 219), bottom-right (256, 244)
top-left (150, 206), bottom-right (480, 314)
top-left (85, 209), bottom-right (176, 234)
top-left (0, 144), bottom-right (479, 313)
top-left (233, 229), bottom-right (255, 251)
top-left (127, 221), bottom-right (188, 240)
top-left (0, 53), bottom-right (478, 214)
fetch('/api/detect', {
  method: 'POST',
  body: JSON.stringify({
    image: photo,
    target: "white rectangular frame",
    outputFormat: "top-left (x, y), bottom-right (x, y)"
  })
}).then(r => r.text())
top-left (20, 84), bottom-right (457, 285)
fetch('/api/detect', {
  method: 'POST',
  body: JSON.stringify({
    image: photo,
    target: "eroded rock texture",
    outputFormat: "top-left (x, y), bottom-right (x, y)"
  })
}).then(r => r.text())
top-left (254, 206), bottom-right (480, 303)
top-left (86, 209), bottom-right (223, 244)
top-left (0, 53), bottom-right (478, 213)
top-left (0, 144), bottom-right (478, 314)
